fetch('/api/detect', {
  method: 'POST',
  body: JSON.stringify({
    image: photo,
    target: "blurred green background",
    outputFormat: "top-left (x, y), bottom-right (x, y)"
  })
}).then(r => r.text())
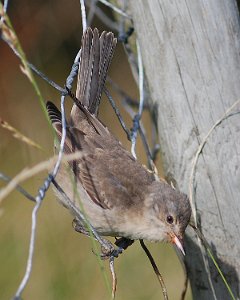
top-left (0, 1), bottom-right (192, 299)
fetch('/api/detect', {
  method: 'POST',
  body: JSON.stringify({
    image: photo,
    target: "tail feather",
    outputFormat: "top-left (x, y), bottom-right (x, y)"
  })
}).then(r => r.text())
top-left (87, 29), bottom-right (101, 112)
top-left (95, 31), bottom-right (116, 113)
top-left (46, 28), bottom-right (117, 144)
top-left (76, 28), bottom-right (94, 107)
top-left (74, 28), bottom-right (117, 115)
top-left (46, 101), bottom-right (62, 128)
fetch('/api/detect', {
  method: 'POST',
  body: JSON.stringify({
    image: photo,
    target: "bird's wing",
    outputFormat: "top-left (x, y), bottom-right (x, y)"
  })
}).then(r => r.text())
top-left (71, 130), bottom-right (154, 210)
top-left (46, 101), bottom-right (154, 210)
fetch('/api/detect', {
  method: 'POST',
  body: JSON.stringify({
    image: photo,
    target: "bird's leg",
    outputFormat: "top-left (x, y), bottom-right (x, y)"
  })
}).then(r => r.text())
top-left (72, 218), bottom-right (120, 259)
top-left (72, 219), bottom-right (134, 259)
top-left (72, 218), bottom-right (91, 237)
top-left (100, 238), bottom-right (134, 259)
top-left (115, 237), bottom-right (134, 250)
top-left (72, 218), bottom-right (117, 298)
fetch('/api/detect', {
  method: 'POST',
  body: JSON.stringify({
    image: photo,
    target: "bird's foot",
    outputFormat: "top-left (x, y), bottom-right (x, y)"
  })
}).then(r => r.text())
top-left (100, 237), bottom-right (134, 260)
top-left (72, 218), bottom-right (91, 237)
top-left (100, 239), bottom-right (120, 260)
top-left (72, 218), bottom-right (134, 260)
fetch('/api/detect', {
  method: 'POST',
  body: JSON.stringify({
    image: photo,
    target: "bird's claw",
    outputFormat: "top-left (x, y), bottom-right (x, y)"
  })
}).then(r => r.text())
top-left (99, 237), bottom-right (125, 260)
top-left (100, 246), bottom-right (124, 260)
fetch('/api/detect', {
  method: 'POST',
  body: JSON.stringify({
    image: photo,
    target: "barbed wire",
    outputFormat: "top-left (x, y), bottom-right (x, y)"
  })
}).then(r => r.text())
top-left (130, 40), bottom-right (144, 159)
top-left (0, 0), bottom-right (163, 299)
top-left (1, 2), bottom-right (237, 300)
top-left (97, 0), bottom-right (131, 19)
top-left (0, 0), bottom-right (8, 22)
top-left (0, 172), bottom-right (36, 202)
top-left (13, 28), bottom-right (77, 300)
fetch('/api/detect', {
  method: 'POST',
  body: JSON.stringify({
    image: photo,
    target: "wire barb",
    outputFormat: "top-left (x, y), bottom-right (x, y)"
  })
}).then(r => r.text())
top-left (1, 2), bottom-right (164, 299)
top-left (98, 0), bottom-right (131, 19)
top-left (12, 30), bottom-right (81, 299)
top-left (0, 0), bottom-right (9, 22)
top-left (0, 172), bottom-right (35, 202)
top-left (80, 0), bottom-right (87, 31)
top-left (104, 87), bottom-right (131, 140)
top-left (130, 40), bottom-right (144, 158)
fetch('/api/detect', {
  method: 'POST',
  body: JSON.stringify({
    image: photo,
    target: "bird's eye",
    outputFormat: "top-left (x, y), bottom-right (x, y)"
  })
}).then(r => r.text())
top-left (166, 215), bottom-right (174, 224)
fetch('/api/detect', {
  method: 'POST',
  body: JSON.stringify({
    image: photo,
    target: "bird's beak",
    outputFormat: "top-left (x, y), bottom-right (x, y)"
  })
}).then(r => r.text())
top-left (170, 234), bottom-right (185, 256)
top-left (173, 235), bottom-right (185, 255)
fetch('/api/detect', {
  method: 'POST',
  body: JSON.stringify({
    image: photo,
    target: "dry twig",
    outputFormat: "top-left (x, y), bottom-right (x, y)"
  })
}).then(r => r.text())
top-left (140, 240), bottom-right (168, 300)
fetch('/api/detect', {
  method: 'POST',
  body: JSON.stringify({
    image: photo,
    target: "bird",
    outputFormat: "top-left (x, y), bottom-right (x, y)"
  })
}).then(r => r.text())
top-left (46, 28), bottom-right (191, 256)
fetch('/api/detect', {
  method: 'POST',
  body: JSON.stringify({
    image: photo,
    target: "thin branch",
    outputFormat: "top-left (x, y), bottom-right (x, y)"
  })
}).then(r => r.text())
top-left (139, 240), bottom-right (168, 300)
top-left (180, 274), bottom-right (188, 300)
top-left (173, 247), bottom-right (189, 300)
top-left (109, 256), bottom-right (117, 299)
top-left (0, 172), bottom-right (35, 202)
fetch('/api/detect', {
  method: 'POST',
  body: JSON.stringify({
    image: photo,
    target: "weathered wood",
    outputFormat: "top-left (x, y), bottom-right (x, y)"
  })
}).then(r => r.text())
top-left (128, 1), bottom-right (240, 299)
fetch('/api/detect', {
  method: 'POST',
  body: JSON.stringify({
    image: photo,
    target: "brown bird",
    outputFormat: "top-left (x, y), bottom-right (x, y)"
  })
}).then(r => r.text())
top-left (46, 28), bottom-right (191, 255)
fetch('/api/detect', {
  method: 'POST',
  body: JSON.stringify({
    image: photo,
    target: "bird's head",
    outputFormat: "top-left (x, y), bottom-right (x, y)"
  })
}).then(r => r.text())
top-left (144, 180), bottom-right (191, 255)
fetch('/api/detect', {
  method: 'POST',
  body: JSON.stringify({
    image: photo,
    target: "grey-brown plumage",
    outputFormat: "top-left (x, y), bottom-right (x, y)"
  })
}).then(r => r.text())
top-left (47, 28), bottom-right (191, 254)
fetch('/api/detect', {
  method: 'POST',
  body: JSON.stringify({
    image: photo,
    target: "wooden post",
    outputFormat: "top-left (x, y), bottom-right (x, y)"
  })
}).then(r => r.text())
top-left (128, 1), bottom-right (240, 299)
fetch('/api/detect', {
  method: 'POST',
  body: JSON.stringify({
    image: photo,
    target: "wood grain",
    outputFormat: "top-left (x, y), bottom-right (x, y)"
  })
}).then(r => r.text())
top-left (129, 1), bottom-right (240, 299)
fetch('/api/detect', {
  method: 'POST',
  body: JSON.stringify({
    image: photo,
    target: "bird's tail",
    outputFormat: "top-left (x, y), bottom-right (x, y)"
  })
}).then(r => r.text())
top-left (72, 27), bottom-right (117, 118)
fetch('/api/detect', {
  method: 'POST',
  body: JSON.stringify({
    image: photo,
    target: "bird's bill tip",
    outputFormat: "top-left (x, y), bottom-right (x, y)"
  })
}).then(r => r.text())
top-left (172, 235), bottom-right (185, 256)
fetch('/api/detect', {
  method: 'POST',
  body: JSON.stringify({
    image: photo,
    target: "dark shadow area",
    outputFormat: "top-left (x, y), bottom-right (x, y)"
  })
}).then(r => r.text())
top-left (185, 234), bottom-right (239, 300)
